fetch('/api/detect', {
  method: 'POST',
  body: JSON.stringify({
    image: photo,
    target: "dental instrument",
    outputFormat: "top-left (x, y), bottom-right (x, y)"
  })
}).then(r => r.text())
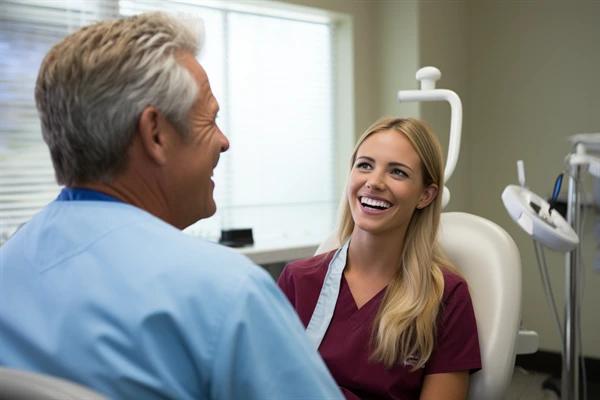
top-left (502, 133), bottom-right (600, 400)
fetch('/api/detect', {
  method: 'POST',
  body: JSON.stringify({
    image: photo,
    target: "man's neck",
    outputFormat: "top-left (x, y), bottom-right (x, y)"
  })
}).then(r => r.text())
top-left (77, 177), bottom-right (174, 228)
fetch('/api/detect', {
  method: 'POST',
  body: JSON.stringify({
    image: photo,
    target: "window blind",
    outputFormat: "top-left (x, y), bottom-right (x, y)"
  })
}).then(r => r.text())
top-left (0, 0), bottom-right (338, 246)
top-left (0, 0), bottom-right (117, 244)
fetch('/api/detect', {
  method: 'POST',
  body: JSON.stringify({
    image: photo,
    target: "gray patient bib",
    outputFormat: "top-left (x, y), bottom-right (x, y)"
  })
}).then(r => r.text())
top-left (305, 240), bottom-right (350, 349)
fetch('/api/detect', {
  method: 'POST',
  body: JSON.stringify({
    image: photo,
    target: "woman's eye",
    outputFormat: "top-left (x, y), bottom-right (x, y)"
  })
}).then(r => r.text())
top-left (392, 168), bottom-right (407, 177)
top-left (356, 162), bottom-right (372, 170)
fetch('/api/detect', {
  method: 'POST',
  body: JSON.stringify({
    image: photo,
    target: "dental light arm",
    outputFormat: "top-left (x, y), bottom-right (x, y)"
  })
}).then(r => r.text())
top-left (397, 66), bottom-right (463, 183)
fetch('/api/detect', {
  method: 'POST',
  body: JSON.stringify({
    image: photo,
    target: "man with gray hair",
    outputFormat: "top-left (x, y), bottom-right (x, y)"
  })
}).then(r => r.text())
top-left (0, 12), bottom-right (342, 400)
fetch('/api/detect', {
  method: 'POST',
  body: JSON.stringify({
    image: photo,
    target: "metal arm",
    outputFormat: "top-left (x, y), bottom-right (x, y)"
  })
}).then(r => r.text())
top-left (397, 66), bottom-right (462, 182)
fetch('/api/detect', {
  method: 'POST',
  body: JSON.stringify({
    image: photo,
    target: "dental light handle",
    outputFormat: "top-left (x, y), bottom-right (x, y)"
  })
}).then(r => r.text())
top-left (397, 66), bottom-right (462, 183)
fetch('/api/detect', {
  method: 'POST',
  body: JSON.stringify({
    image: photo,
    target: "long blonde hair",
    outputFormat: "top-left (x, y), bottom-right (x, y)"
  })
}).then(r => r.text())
top-left (338, 117), bottom-right (455, 370)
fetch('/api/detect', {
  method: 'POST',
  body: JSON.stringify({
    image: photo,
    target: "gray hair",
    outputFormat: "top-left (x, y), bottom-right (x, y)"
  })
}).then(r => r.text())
top-left (35, 12), bottom-right (203, 185)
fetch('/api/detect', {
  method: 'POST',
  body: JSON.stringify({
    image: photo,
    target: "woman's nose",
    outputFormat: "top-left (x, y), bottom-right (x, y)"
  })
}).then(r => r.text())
top-left (365, 174), bottom-right (385, 191)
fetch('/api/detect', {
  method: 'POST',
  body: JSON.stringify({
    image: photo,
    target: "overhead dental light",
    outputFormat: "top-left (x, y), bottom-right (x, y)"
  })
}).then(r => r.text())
top-left (502, 161), bottom-right (578, 252)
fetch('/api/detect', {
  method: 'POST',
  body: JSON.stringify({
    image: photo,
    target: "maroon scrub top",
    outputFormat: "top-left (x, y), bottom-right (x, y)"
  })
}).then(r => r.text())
top-left (277, 250), bottom-right (481, 400)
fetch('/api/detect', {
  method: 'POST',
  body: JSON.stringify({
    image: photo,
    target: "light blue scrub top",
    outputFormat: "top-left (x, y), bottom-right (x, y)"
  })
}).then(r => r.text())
top-left (0, 188), bottom-right (342, 400)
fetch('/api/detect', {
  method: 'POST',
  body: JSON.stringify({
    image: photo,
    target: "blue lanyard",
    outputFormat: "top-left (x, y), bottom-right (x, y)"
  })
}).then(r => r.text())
top-left (305, 239), bottom-right (350, 350)
top-left (56, 187), bottom-right (123, 203)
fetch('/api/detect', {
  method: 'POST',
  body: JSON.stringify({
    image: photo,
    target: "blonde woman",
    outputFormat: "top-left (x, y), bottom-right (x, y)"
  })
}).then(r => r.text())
top-left (278, 117), bottom-right (481, 399)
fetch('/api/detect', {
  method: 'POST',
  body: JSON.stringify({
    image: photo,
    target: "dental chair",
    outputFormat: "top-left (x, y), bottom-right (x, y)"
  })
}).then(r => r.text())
top-left (315, 211), bottom-right (524, 400)
top-left (0, 367), bottom-right (106, 400)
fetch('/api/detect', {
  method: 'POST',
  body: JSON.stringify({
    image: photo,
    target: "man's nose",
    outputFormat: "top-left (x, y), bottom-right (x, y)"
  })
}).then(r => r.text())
top-left (219, 130), bottom-right (230, 152)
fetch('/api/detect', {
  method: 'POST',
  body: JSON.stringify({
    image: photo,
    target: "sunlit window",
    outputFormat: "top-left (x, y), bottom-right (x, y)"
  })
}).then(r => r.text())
top-left (0, 0), bottom-right (339, 246)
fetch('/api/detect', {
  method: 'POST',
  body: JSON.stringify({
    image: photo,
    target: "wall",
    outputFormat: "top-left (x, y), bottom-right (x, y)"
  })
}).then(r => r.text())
top-left (467, 0), bottom-right (600, 357)
top-left (282, 0), bottom-right (600, 358)
top-left (280, 0), bottom-right (380, 137)
top-left (356, 0), bottom-right (600, 360)
top-left (369, 0), bottom-right (472, 210)
top-left (280, 0), bottom-right (422, 204)
top-left (418, 0), bottom-right (470, 212)
top-left (375, 0), bottom-right (420, 120)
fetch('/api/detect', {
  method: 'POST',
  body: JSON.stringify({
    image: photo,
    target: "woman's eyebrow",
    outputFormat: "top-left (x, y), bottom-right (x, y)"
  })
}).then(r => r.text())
top-left (388, 161), bottom-right (414, 172)
top-left (356, 156), bottom-right (414, 172)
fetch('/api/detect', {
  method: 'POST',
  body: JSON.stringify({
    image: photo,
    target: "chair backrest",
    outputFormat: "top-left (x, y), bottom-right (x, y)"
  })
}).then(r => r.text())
top-left (0, 367), bottom-right (106, 400)
top-left (315, 211), bottom-right (522, 400)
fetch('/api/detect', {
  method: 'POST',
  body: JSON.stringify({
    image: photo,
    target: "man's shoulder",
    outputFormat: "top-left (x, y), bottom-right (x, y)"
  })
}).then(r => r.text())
top-left (53, 199), bottom-right (253, 268)
top-left (20, 200), bottom-right (262, 288)
top-left (90, 206), bottom-right (275, 320)
top-left (113, 216), bottom-right (263, 287)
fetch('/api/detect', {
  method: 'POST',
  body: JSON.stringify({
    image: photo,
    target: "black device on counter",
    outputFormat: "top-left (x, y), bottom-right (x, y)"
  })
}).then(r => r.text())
top-left (219, 228), bottom-right (254, 248)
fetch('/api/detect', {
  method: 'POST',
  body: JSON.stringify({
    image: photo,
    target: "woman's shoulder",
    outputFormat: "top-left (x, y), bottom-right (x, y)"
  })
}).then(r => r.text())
top-left (440, 268), bottom-right (472, 303)
top-left (277, 250), bottom-right (338, 318)
top-left (428, 267), bottom-right (482, 375)
top-left (283, 250), bottom-right (336, 279)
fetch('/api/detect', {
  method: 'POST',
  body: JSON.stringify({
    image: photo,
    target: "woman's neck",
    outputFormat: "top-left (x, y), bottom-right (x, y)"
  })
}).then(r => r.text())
top-left (347, 227), bottom-right (406, 280)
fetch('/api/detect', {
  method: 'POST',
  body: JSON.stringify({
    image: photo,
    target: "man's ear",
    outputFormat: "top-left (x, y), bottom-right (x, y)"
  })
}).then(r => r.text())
top-left (137, 106), bottom-right (169, 165)
top-left (417, 184), bottom-right (438, 210)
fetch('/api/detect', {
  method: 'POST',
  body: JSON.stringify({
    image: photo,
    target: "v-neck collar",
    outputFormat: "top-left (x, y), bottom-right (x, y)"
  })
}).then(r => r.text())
top-left (340, 273), bottom-right (387, 313)
top-left (306, 241), bottom-right (391, 350)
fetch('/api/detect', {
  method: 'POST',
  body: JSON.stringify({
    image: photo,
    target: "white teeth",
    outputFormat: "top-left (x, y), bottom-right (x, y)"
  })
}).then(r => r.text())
top-left (360, 196), bottom-right (391, 209)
